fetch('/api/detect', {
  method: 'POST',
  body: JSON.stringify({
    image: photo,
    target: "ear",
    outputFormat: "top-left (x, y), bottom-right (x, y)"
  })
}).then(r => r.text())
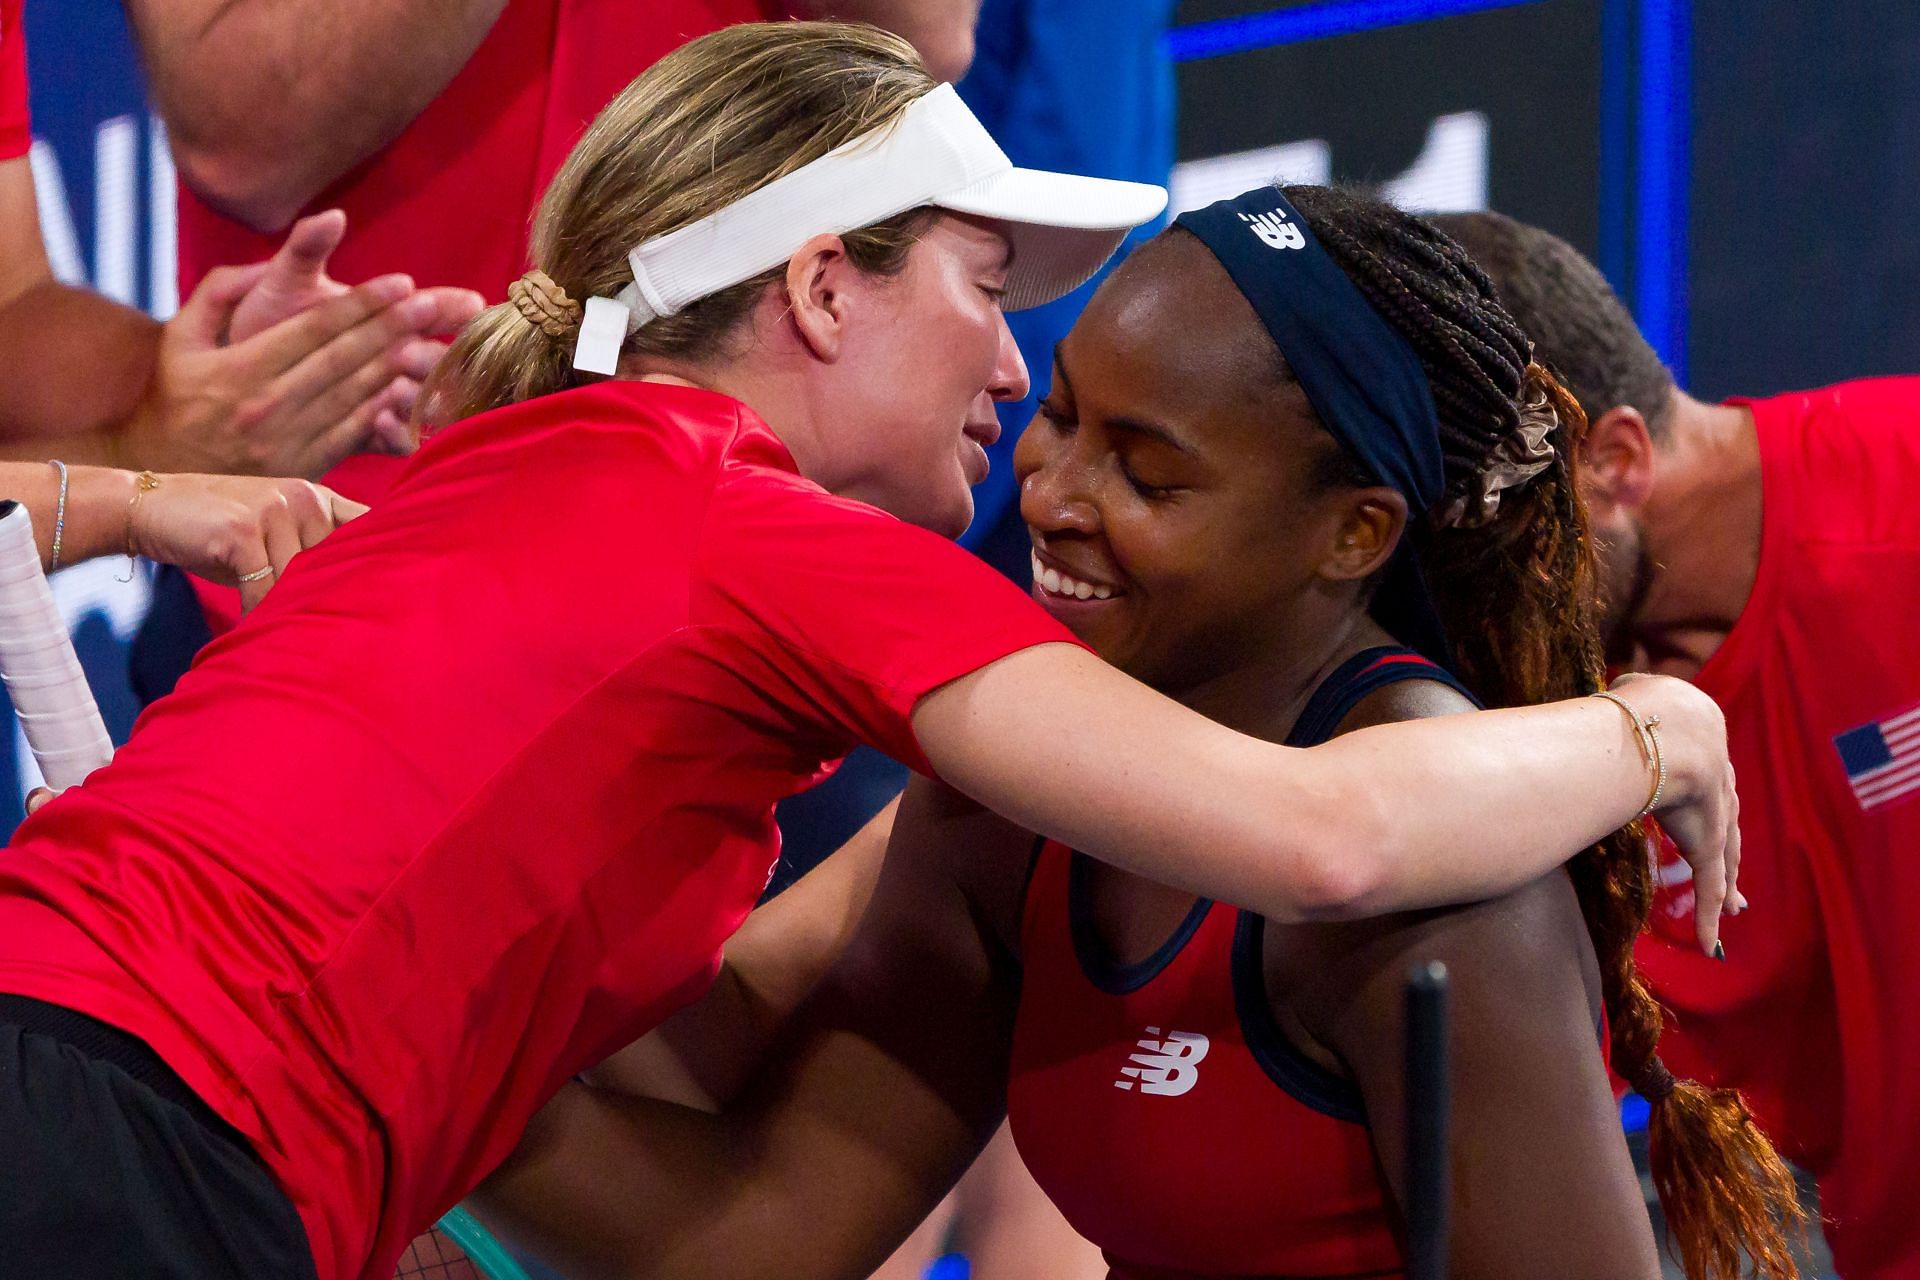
top-left (782, 233), bottom-right (854, 362)
top-left (1320, 487), bottom-right (1409, 583)
top-left (1580, 405), bottom-right (1656, 515)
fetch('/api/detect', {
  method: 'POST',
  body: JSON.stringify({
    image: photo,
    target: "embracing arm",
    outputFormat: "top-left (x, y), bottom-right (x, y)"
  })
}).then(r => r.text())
top-left (473, 781), bottom-right (1025, 1280)
top-left (0, 156), bottom-right (160, 452)
top-left (912, 644), bottom-right (1738, 951)
top-left (587, 796), bottom-right (901, 1110)
top-left (126, 0), bottom-right (505, 231)
top-left (1276, 874), bottom-right (1663, 1278)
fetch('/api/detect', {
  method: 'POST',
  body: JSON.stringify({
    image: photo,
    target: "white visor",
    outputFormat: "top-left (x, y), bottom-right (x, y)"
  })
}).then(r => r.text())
top-left (572, 83), bottom-right (1169, 374)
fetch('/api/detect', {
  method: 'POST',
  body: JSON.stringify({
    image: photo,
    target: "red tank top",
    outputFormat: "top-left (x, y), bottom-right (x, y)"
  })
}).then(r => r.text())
top-left (1006, 648), bottom-right (1470, 1279)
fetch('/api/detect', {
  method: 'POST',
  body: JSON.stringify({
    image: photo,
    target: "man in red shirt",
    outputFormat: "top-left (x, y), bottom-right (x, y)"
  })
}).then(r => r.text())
top-left (0, 0), bottom-right (479, 478)
top-left (125, 0), bottom-right (986, 509)
top-left (1438, 210), bottom-right (1920, 1280)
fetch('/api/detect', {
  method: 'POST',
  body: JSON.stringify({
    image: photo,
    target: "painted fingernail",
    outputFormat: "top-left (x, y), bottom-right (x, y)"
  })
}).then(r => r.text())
top-left (1713, 941), bottom-right (1726, 962)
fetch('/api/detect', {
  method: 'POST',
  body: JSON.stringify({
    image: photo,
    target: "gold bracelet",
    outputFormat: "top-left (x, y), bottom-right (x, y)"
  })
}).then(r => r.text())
top-left (1593, 689), bottom-right (1665, 817)
top-left (123, 470), bottom-right (160, 567)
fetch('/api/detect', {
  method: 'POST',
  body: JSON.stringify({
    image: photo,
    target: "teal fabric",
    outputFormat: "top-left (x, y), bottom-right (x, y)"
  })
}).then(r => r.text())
top-left (436, 1205), bottom-right (535, 1280)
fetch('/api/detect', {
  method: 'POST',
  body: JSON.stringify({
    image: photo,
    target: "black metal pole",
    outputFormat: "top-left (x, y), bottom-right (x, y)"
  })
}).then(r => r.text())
top-left (1405, 960), bottom-right (1451, 1280)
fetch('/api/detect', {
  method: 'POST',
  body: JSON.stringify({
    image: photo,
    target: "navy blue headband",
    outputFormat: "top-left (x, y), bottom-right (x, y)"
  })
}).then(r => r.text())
top-left (1175, 187), bottom-right (1452, 662)
top-left (1174, 188), bottom-right (1443, 514)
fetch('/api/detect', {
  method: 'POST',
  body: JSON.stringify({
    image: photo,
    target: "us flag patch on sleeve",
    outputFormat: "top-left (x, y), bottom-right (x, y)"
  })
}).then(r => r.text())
top-left (1834, 702), bottom-right (1920, 811)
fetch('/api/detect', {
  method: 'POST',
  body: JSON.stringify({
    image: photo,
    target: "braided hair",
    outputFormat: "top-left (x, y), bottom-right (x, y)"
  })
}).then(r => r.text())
top-left (1276, 184), bottom-right (1805, 1280)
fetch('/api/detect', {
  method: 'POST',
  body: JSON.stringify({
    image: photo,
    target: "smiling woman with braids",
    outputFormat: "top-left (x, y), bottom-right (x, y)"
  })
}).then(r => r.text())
top-left (1289, 187), bottom-right (1804, 1280)
top-left (470, 183), bottom-right (1793, 1280)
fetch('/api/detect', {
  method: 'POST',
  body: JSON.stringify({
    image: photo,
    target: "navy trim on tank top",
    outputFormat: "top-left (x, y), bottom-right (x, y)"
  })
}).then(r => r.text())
top-left (1048, 647), bottom-right (1479, 1087)
top-left (1233, 645), bottom-right (1480, 1120)
top-left (1067, 853), bottom-right (1215, 995)
top-left (1229, 911), bottom-right (1368, 1123)
top-left (1023, 833), bottom-right (1050, 896)
top-left (1283, 645), bottom-right (1477, 748)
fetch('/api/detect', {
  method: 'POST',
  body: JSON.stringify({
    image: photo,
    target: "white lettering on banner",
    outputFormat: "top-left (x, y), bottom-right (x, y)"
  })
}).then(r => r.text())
top-left (1170, 111), bottom-right (1491, 218)
top-left (28, 114), bottom-right (179, 318)
top-left (1381, 112), bottom-right (1489, 214)
top-left (1170, 139), bottom-right (1331, 217)
top-left (27, 140), bottom-right (85, 285)
top-left (94, 115), bottom-right (139, 305)
top-left (148, 118), bottom-right (178, 319)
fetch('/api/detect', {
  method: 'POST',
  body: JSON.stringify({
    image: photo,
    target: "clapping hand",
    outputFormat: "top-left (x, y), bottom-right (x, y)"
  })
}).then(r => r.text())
top-left (121, 210), bottom-right (484, 479)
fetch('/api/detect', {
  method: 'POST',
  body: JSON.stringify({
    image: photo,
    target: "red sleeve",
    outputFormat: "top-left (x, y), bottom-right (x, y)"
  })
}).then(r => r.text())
top-left (697, 463), bottom-right (1083, 775)
top-left (0, 0), bottom-right (27, 161)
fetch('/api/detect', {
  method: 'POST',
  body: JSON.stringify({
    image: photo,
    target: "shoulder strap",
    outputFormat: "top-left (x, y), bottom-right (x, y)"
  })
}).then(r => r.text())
top-left (1284, 646), bottom-right (1480, 748)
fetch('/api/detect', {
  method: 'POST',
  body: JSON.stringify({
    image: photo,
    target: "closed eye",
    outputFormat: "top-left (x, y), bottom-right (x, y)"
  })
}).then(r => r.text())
top-left (1122, 467), bottom-right (1180, 500)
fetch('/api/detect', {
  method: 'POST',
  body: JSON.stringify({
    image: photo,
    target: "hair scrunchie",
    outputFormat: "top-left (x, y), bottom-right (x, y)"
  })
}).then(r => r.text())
top-left (508, 269), bottom-right (584, 340)
top-left (1434, 360), bottom-right (1562, 529)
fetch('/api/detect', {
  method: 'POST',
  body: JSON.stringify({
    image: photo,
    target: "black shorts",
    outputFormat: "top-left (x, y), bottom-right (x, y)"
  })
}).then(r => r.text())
top-left (0, 994), bottom-right (319, 1280)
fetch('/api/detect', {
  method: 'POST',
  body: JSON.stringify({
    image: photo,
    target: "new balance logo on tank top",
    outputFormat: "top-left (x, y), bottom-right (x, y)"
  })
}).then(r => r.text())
top-left (1114, 1028), bottom-right (1209, 1095)
top-left (1007, 647), bottom-right (1474, 1280)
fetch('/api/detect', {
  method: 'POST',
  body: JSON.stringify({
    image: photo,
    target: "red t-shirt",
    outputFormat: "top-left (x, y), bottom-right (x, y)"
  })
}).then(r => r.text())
top-left (177, 0), bottom-right (781, 510)
top-left (1636, 379), bottom-right (1920, 1280)
top-left (0, 0), bottom-right (28, 161)
top-left (0, 381), bottom-right (1075, 1280)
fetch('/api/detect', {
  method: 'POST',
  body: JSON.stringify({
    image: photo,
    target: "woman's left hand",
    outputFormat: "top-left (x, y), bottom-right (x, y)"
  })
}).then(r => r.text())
top-left (1609, 672), bottom-right (1745, 955)
top-left (128, 473), bottom-right (368, 612)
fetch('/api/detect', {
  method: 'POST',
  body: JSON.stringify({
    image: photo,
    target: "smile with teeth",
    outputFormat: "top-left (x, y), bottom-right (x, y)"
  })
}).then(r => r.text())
top-left (1031, 551), bottom-right (1116, 601)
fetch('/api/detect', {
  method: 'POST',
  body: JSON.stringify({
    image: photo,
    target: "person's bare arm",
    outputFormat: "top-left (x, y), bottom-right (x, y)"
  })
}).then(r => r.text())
top-left (474, 781), bottom-right (1029, 1280)
top-left (0, 461), bottom-right (364, 606)
top-left (788, 1), bottom-right (983, 81)
top-left (911, 644), bottom-right (1739, 953)
top-left (0, 155), bottom-right (162, 445)
top-left (126, 0), bottom-right (506, 231)
top-left (1277, 872), bottom-right (1663, 1278)
top-left (588, 795), bottom-right (901, 1110)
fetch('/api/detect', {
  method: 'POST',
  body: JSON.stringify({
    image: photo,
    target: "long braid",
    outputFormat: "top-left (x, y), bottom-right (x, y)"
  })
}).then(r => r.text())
top-left (1283, 185), bottom-right (1807, 1280)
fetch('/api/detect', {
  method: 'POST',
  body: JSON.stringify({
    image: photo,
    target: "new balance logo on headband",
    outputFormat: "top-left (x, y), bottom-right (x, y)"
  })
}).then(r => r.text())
top-left (1114, 1027), bottom-right (1209, 1096)
top-left (1238, 209), bottom-right (1306, 251)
